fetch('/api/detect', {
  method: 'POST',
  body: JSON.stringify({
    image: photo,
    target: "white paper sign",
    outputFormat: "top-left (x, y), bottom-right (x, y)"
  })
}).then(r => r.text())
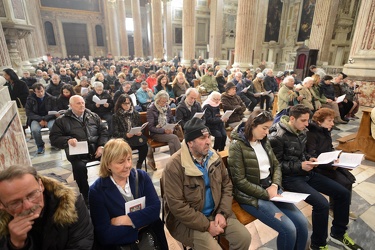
top-left (93, 95), bottom-right (107, 105)
top-left (271, 191), bottom-right (310, 203)
top-left (129, 93), bottom-right (137, 106)
top-left (336, 94), bottom-right (346, 103)
top-left (129, 122), bottom-right (148, 135)
top-left (125, 196), bottom-right (146, 214)
top-left (68, 141), bottom-right (89, 155)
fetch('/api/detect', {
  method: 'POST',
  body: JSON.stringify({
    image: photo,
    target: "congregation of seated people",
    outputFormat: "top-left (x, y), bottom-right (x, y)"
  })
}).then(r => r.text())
top-left (1, 57), bottom-right (365, 250)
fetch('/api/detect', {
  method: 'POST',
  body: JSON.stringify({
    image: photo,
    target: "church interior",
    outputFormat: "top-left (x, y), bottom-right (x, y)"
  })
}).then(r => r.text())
top-left (1, 0), bottom-right (375, 249)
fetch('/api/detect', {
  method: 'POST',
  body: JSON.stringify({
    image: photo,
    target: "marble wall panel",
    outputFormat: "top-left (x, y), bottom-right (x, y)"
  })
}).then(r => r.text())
top-left (352, 81), bottom-right (375, 107)
top-left (0, 0), bottom-right (6, 17)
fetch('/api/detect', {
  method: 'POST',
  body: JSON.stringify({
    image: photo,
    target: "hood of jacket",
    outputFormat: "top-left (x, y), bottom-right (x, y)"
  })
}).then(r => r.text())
top-left (279, 115), bottom-right (307, 135)
top-left (0, 175), bottom-right (78, 237)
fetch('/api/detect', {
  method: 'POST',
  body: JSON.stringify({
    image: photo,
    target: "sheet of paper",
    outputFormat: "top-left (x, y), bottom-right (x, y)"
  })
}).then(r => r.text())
top-left (336, 94), bottom-right (346, 103)
top-left (221, 110), bottom-right (234, 120)
top-left (92, 95), bottom-right (107, 105)
top-left (261, 90), bottom-right (272, 96)
top-left (163, 123), bottom-right (178, 130)
top-left (332, 153), bottom-right (364, 169)
top-left (125, 196), bottom-right (146, 214)
top-left (48, 111), bottom-right (59, 115)
top-left (68, 141), bottom-right (89, 155)
top-left (129, 93), bottom-right (137, 106)
top-left (310, 150), bottom-right (342, 165)
top-left (271, 191), bottom-right (310, 203)
top-left (241, 86), bottom-right (250, 93)
top-left (129, 122), bottom-right (148, 134)
top-left (81, 87), bottom-right (89, 96)
top-left (193, 110), bottom-right (205, 119)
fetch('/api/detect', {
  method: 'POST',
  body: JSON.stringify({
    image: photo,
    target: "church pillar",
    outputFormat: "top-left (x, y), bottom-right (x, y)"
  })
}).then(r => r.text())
top-left (181, 0), bottom-right (196, 66)
top-left (208, 0), bottom-right (223, 63)
top-left (151, 0), bottom-right (163, 61)
top-left (309, 0), bottom-right (340, 64)
top-left (0, 21), bottom-right (12, 69)
top-left (131, 0), bottom-right (144, 58)
top-left (234, 0), bottom-right (257, 70)
top-left (104, 0), bottom-right (120, 58)
top-left (118, 0), bottom-right (129, 57)
top-left (163, 0), bottom-right (173, 60)
top-left (343, 0), bottom-right (375, 78)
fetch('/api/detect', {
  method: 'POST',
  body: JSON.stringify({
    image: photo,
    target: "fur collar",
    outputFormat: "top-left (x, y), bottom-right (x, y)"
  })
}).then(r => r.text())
top-left (0, 175), bottom-right (78, 237)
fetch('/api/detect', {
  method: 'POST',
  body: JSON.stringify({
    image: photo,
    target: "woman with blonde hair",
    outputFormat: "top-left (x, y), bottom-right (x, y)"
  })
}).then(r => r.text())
top-left (172, 72), bottom-right (190, 101)
top-left (89, 138), bottom-right (168, 249)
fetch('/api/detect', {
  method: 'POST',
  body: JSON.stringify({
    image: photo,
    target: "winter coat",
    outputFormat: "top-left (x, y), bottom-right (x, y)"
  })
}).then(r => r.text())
top-left (268, 116), bottom-right (311, 177)
top-left (221, 92), bottom-right (246, 124)
top-left (4, 79), bottom-right (29, 107)
top-left (202, 104), bottom-right (224, 131)
top-left (162, 142), bottom-right (234, 246)
top-left (319, 82), bottom-right (335, 101)
top-left (85, 90), bottom-right (114, 116)
top-left (146, 102), bottom-right (174, 136)
top-left (46, 81), bottom-right (65, 97)
top-left (0, 175), bottom-right (94, 250)
top-left (25, 93), bottom-right (57, 125)
top-left (175, 96), bottom-right (202, 129)
top-left (50, 109), bottom-right (108, 158)
top-left (228, 123), bottom-right (281, 208)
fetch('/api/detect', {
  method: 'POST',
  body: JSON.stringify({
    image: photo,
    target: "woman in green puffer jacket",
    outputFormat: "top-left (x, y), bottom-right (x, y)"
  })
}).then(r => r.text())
top-left (228, 110), bottom-right (308, 250)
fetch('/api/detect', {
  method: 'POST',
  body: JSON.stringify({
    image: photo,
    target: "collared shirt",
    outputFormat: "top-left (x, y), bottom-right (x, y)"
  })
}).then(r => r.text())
top-left (110, 176), bottom-right (133, 201)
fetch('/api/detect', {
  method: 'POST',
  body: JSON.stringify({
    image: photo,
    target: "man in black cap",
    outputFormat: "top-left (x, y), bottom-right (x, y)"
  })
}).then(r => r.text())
top-left (162, 118), bottom-right (251, 249)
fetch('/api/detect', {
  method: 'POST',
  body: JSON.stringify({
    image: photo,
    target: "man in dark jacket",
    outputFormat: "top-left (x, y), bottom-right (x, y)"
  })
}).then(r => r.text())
top-left (25, 83), bottom-right (58, 154)
top-left (46, 74), bottom-right (65, 97)
top-left (268, 104), bottom-right (363, 250)
top-left (0, 165), bottom-right (93, 250)
top-left (50, 95), bottom-right (109, 202)
top-left (175, 88), bottom-right (202, 129)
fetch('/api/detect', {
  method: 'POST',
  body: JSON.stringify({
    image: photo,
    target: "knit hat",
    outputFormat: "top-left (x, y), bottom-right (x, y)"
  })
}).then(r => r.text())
top-left (184, 117), bottom-right (210, 142)
top-left (225, 82), bottom-right (236, 91)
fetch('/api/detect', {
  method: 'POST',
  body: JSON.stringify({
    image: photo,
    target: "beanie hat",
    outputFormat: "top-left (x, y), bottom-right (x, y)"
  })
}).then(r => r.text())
top-left (225, 82), bottom-right (236, 91)
top-left (184, 117), bottom-right (210, 142)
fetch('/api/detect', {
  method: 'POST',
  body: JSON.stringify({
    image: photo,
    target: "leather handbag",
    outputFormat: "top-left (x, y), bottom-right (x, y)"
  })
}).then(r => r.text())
top-left (173, 124), bottom-right (184, 141)
top-left (16, 98), bottom-right (27, 126)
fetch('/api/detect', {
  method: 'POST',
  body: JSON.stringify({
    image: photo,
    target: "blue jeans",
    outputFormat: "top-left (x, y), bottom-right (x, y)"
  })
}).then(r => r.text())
top-left (31, 120), bottom-right (55, 147)
top-left (282, 171), bottom-right (350, 246)
top-left (240, 198), bottom-right (308, 250)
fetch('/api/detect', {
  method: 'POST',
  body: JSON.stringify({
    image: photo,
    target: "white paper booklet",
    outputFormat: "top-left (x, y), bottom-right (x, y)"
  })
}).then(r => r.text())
top-left (81, 87), bottom-right (89, 96)
top-left (125, 196), bottom-right (146, 214)
top-left (193, 110), bottom-right (205, 119)
top-left (271, 191), bottom-right (310, 203)
top-left (129, 122), bottom-right (149, 135)
top-left (129, 93), bottom-right (137, 106)
top-left (68, 141), bottom-right (89, 155)
top-left (48, 110), bottom-right (66, 115)
top-left (221, 110), bottom-right (234, 120)
top-left (332, 153), bottom-right (364, 169)
top-left (241, 86), bottom-right (250, 93)
top-left (310, 150), bottom-right (342, 165)
top-left (261, 90), bottom-right (272, 96)
top-left (162, 122), bottom-right (179, 130)
top-left (92, 95), bottom-right (107, 105)
top-left (336, 94), bottom-right (346, 103)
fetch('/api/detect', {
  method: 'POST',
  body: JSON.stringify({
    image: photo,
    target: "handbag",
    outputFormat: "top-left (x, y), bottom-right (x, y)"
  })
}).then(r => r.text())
top-left (16, 98), bottom-right (27, 126)
top-left (173, 124), bottom-right (184, 141)
top-left (117, 171), bottom-right (161, 250)
top-left (127, 134), bottom-right (148, 147)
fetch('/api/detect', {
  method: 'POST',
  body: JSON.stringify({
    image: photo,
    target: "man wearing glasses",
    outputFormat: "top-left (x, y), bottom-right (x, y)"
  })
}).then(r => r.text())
top-left (50, 95), bottom-right (109, 205)
top-left (0, 165), bottom-right (93, 249)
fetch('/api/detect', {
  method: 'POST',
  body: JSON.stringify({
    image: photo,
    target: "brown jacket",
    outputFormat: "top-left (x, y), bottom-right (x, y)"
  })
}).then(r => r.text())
top-left (162, 142), bottom-right (234, 246)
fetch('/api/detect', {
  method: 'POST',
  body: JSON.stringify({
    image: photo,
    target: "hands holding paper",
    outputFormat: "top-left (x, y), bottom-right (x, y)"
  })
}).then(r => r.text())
top-left (301, 160), bottom-right (317, 171)
top-left (266, 184), bottom-right (280, 199)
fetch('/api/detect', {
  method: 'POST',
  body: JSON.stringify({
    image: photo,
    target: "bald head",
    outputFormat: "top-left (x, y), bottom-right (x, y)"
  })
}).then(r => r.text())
top-left (69, 95), bottom-right (85, 116)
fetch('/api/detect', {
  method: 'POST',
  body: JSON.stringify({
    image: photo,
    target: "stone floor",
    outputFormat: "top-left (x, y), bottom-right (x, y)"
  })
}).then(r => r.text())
top-left (27, 106), bottom-right (375, 250)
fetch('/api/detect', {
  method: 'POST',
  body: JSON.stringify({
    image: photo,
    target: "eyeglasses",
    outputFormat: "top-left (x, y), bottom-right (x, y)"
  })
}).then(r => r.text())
top-left (122, 102), bottom-right (131, 105)
top-left (255, 111), bottom-right (273, 120)
top-left (2, 189), bottom-right (42, 211)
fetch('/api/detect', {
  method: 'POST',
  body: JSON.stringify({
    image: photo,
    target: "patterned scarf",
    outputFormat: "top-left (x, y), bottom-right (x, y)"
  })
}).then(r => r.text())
top-left (155, 102), bottom-right (168, 128)
top-left (118, 106), bottom-right (134, 133)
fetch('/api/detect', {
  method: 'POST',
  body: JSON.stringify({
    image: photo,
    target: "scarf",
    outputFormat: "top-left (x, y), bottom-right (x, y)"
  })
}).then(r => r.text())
top-left (202, 95), bottom-right (220, 108)
top-left (118, 107), bottom-right (134, 133)
top-left (155, 102), bottom-right (168, 128)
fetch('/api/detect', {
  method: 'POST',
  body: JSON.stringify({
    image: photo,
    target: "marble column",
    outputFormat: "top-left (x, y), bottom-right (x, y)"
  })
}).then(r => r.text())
top-left (104, 0), bottom-right (120, 57)
top-left (343, 0), bottom-right (375, 78)
top-left (181, 0), bottom-right (196, 66)
top-left (151, 0), bottom-right (163, 61)
top-left (309, 0), bottom-right (340, 64)
top-left (118, 0), bottom-right (129, 57)
top-left (253, 0), bottom-right (269, 68)
top-left (163, 0), bottom-right (173, 60)
top-left (131, 0), bottom-right (144, 58)
top-left (0, 22), bottom-right (12, 69)
top-left (233, 0), bottom-right (257, 70)
top-left (208, 0), bottom-right (223, 63)
top-left (3, 28), bottom-right (31, 74)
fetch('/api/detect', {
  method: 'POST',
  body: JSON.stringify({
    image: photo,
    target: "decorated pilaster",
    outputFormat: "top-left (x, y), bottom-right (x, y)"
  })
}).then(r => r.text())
top-left (131, 0), bottom-right (144, 58)
top-left (0, 21), bottom-right (12, 69)
top-left (181, 0), bottom-right (196, 66)
top-left (233, 0), bottom-right (257, 70)
top-left (309, 0), bottom-right (340, 64)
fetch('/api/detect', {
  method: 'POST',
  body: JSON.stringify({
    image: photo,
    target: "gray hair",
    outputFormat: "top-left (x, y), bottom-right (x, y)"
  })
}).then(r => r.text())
top-left (80, 76), bottom-right (88, 81)
top-left (282, 76), bottom-right (295, 85)
top-left (0, 165), bottom-right (38, 183)
top-left (154, 90), bottom-right (169, 103)
top-left (302, 77), bottom-right (314, 85)
top-left (185, 87), bottom-right (199, 96)
top-left (94, 81), bottom-right (104, 89)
